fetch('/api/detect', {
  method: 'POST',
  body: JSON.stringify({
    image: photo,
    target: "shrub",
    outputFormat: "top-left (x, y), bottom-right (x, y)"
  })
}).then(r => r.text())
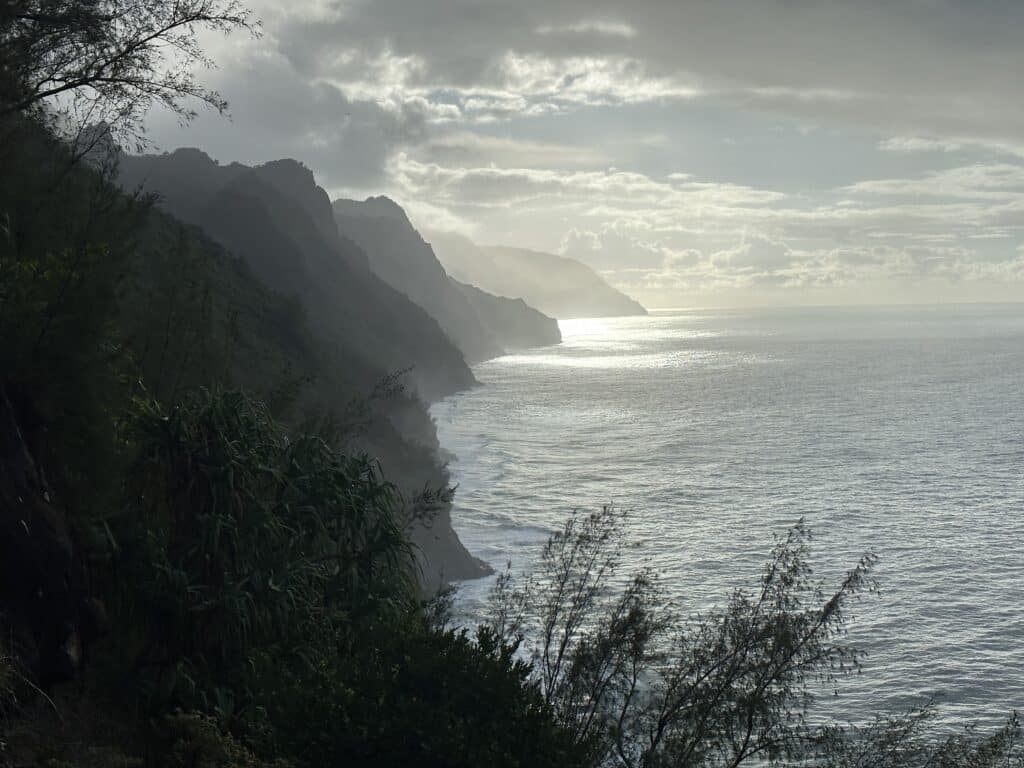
top-left (269, 615), bottom-right (582, 768)
top-left (100, 388), bottom-right (416, 718)
top-left (154, 712), bottom-right (292, 768)
top-left (489, 510), bottom-right (1022, 768)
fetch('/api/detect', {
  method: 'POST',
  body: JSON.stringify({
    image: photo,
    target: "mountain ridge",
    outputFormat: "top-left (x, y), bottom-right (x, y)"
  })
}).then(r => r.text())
top-left (119, 149), bottom-right (474, 400)
top-left (426, 230), bottom-right (647, 319)
top-left (333, 196), bottom-right (561, 361)
top-left (117, 148), bottom-right (488, 588)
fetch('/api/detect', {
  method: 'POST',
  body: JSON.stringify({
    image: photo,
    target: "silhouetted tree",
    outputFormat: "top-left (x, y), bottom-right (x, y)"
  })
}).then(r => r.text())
top-left (0, 0), bottom-right (257, 144)
top-left (814, 704), bottom-right (1022, 768)
top-left (489, 510), bottom-right (1022, 768)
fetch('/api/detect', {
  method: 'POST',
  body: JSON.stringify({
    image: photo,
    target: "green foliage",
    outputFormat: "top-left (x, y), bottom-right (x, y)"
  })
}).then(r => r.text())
top-left (815, 705), bottom-right (1024, 767)
top-left (0, 118), bottom-right (140, 511)
top-left (489, 510), bottom-right (1020, 768)
top-left (153, 712), bottom-right (292, 768)
top-left (1, 1), bottom-right (257, 144)
top-left (102, 388), bottom-right (416, 717)
top-left (0, 707), bottom-right (291, 768)
top-left (121, 222), bottom-right (219, 405)
top-left (269, 615), bottom-right (582, 768)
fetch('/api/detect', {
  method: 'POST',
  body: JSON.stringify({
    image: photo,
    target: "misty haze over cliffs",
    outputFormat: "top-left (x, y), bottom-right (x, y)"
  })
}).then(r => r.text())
top-left (332, 196), bottom-right (562, 361)
top-left (119, 149), bottom-right (474, 400)
top-left (428, 230), bottom-right (647, 320)
top-left (4, 2), bottom-right (1024, 765)
top-left (115, 146), bottom-right (649, 587)
top-left (117, 149), bottom-right (486, 585)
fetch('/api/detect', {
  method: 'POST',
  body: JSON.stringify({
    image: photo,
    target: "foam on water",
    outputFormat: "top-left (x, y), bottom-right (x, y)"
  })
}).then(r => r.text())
top-left (432, 304), bottom-right (1024, 725)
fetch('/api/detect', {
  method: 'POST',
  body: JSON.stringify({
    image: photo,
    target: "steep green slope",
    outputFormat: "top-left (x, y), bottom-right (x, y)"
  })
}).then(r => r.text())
top-left (333, 196), bottom-right (560, 360)
top-left (119, 150), bottom-right (475, 401)
top-left (111, 154), bottom-right (488, 589)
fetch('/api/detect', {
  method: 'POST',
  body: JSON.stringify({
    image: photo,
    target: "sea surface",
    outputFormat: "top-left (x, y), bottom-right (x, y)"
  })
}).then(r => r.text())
top-left (431, 304), bottom-right (1024, 727)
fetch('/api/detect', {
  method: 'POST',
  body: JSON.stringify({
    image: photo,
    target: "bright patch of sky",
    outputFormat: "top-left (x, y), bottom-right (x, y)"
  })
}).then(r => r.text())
top-left (145, 0), bottom-right (1024, 307)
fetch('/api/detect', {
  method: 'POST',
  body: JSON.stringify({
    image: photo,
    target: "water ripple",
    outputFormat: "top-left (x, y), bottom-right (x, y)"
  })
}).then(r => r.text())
top-left (433, 305), bottom-right (1024, 727)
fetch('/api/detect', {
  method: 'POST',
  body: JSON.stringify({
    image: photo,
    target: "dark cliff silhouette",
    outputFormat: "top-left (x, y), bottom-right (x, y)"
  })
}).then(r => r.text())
top-left (119, 149), bottom-right (475, 401)
top-left (333, 196), bottom-right (561, 359)
top-left (116, 148), bottom-right (488, 587)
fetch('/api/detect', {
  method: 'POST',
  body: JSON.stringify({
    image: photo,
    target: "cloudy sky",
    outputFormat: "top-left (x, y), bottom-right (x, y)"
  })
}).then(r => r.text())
top-left (146, 0), bottom-right (1024, 308)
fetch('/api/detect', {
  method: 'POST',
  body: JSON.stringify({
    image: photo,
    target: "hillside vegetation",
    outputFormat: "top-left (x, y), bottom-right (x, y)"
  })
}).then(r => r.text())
top-left (1, 3), bottom-right (1020, 767)
top-left (333, 196), bottom-right (561, 360)
top-left (119, 150), bottom-right (475, 401)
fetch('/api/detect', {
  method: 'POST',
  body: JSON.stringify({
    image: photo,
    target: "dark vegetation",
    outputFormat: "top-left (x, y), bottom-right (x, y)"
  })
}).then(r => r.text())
top-left (117, 150), bottom-right (478, 401)
top-left (113, 146), bottom-right (491, 588)
top-left (1, 3), bottom-right (1020, 767)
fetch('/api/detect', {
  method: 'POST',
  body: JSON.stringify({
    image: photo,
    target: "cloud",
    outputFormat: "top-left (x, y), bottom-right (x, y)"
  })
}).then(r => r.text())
top-left (389, 155), bottom-right (784, 211)
top-left (414, 131), bottom-right (607, 169)
top-left (559, 225), bottom-right (669, 269)
top-left (142, 0), bottom-right (1024, 304)
top-left (536, 20), bottom-right (638, 39)
top-left (145, 45), bottom-right (427, 189)
top-left (603, 238), bottom-right (1024, 303)
top-left (272, 0), bottom-right (1024, 145)
top-left (390, 145), bottom-right (1024, 297)
top-left (879, 136), bottom-right (968, 154)
top-left (710, 235), bottom-right (792, 271)
top-left (879, 135), bottom-right (1024, 158)
top-left (311, 50), bottom-right (703, 124)
top-left (843, 164), bottom-right (1024, 201)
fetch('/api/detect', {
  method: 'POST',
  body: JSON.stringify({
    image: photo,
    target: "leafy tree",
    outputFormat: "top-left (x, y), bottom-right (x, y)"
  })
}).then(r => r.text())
top-left (269, 615), bottom-right (583, 768)
top-left (0, 123), bottom-right (142, 693)
top-left (0, 0), bottom-right (257, 146)
top-left (101, 388), bottom-right (416, 718)
top-left (0, 116), bottom-right (148, 532)
top-left (489, 510), bottom-right (1021, 768)
top-left (814, 704), bottom-right (1023, 768)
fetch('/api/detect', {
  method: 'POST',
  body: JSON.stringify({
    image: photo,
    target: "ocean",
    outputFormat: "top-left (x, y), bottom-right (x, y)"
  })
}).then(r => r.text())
top-left (431, 303), bottom-right (1024, 726)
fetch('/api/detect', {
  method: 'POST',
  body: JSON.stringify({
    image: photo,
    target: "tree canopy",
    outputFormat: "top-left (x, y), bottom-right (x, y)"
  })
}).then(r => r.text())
top-left (0, 0), bottom-right (257, 145)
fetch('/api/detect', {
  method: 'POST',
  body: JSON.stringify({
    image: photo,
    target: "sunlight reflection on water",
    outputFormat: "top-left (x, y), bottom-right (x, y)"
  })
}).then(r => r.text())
top-left (432, 305), bottom-right (1024, 728)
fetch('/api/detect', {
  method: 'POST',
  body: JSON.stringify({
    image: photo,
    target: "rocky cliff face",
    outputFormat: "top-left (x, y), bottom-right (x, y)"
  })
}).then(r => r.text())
top-left (333, 197), bottom-right (502, 362)
top-left (117, 150), bottom-right (488, 589)
top-left (428, 231), bottom-right (647, 319)
top-left (453, 279), bottom-right (562, 350)
top-left (333, 196), bottom-right (561, 360)
top-left (120, 150), bottom-right (475, 401)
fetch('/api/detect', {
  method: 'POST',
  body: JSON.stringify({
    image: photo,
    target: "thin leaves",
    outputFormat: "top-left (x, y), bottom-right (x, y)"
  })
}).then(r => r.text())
top-left (1, 0), bottom-right (260, 147)
top-left (490, 513), bottom-right (882, 767)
